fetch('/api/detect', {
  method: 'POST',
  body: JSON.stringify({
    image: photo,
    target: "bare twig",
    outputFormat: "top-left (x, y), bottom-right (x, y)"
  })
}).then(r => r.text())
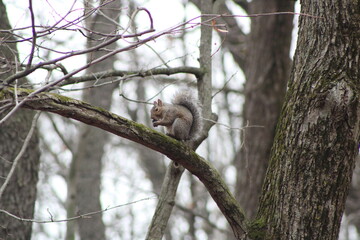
top-left (43, 0), bottom-right (88, 35)
top-left (0, 196), bottom-right (157, 223)
top-left (212, 71), bottom-right (237, 98)
top-left (26, 0), bottom-right (37, 69)
top-left (1, 10), bottom-right (319, 44)
top-left (45, 113), bottom-right (74, 154)
top-left (2, 0), bottom-right (112, 44)
top-left (2, 11), bottom-right (319, 89)
top-left (203, 117), bottom-right (264, 131)
top-left (175, 203), bottom-right (231, 234)
top-left (0, 57), bottom-right (69, 75)
top-left (0, 8), bottom-right (155, 124)
top-left (0, 7), bottom-right (155, 88)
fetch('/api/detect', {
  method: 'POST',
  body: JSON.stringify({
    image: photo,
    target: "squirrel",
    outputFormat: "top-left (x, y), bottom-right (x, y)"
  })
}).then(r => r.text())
top-left (150, 90), bottom-right (202, 141)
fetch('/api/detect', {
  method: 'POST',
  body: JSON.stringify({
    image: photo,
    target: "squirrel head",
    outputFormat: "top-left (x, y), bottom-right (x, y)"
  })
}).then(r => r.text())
top-left (150, 99), bottom-right (164, 121)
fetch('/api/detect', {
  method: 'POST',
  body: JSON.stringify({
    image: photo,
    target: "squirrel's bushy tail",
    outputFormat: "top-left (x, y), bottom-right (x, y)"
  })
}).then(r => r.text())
top-left (172, 90), bottom-right (203, 140)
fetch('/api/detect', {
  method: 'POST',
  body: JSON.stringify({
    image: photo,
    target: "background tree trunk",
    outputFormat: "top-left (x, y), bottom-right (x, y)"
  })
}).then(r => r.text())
top-left (71, 1), bottom-right (121, 239)
top-left (256, 1), bottom-right (360, 239)
top-left (0, 1), bottom-right (40, 239)
top-left (235, 0), bottom-right (294, 220)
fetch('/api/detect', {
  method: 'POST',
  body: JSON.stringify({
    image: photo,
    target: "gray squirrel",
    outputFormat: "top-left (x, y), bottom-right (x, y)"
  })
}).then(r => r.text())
top-left (150, 90), bottom-right (202, 141)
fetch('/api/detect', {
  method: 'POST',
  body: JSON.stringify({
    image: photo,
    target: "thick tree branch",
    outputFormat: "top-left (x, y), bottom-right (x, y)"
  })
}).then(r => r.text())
top-left (0, 87), bottom-right (248, 236)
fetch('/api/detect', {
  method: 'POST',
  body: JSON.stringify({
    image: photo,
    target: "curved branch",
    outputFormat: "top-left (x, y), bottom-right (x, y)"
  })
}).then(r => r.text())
top-left (0, 87), bottom-right (248, 237)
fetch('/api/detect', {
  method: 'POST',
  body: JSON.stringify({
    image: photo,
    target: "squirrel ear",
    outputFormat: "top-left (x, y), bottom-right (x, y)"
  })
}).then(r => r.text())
top-left (157, 99), bottom-right (163, 106)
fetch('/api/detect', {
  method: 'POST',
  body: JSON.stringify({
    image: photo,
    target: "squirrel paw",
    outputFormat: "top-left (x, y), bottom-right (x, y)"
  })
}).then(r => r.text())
top-left (152, 119), bottom-right (159, 127)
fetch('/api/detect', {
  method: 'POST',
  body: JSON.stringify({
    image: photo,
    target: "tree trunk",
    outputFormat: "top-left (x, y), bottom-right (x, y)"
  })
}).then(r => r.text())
top-left (0, 111), bottom-right (40, 240)
top-left (0, 1), bottom-right (40, 239)
top-left (71, 1), bottom-right (121, 239)
top-left (256, 1), bottom-right (360, 239)
top-left (235, 0), bottom-right (294, 220)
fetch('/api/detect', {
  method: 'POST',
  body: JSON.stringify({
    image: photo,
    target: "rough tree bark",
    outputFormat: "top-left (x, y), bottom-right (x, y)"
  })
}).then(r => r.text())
top-left (235, 0), bottom-right (294, 219)
top-left (0, 1), bottom-right (40, 239)
top-left (256, 1), bottom-right (360, 239)
top-left (70, 1), bottom-right (121, 240)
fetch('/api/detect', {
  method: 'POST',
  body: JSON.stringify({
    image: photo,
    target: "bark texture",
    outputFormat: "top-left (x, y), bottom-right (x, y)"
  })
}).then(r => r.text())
top-left (0, 1), bottom-right (40, 239)
top-left (236, 0), bottom-right (294, 219)
top-left (256, 1), bottom-right (360, 239)
top-left (0, 110), bottom-right (40, 240)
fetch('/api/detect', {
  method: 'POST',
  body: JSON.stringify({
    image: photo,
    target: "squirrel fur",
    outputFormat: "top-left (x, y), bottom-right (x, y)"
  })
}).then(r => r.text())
top-left (150, 90), bottom-right (202, 141)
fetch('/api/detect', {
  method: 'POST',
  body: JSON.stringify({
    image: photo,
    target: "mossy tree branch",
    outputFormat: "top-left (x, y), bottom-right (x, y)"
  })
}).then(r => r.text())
top-left (0, 87), bottom-right (248, 237)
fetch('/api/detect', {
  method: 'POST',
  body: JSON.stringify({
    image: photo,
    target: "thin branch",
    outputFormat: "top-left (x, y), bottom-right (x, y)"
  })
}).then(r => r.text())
top-left (43, 0), bottom-right (92, 35)
top-left (39, 133), bottom-right (67, 179)
top-left (0, 196), bottom-right (156, 223)
top-left (0, 7), bottom-right (155, 88)
top-left (2, 10), bottom-right (318, 45)
top-left (26, 0), bottom-right (37, 69)
top-left (212, 71), bottom-right (237, 98)
top-left (2, 0), bottom-right (112, 44)
top-left (0, 57), bottom-right (67, 74)
top-left (0, 111), bottom-right (40, 199)
top-left (202, 11), bottom-right (323, 19)
top-left (2, 10), bottom-right (320, 89)
top-left (202, 117), bottom-right (264, 132)
top-left (45, 113), bottom-right (74, 154)
top-left (175, 203), bottom-right (231, 234)
top-left (0, 23), bottom-right (154, 87)
top-left (58, 66), bottom-right (204, 87)
top-left (0, 9), bottom-right (155, 124)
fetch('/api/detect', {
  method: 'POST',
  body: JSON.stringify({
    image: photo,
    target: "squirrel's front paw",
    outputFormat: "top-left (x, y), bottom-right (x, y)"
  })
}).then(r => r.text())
top-left (152, 119), bottom-right (159, 127)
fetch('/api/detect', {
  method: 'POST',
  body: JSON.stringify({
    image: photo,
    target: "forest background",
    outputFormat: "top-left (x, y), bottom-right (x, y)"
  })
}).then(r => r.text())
top-left (0, 0), bottom-right (359, 240)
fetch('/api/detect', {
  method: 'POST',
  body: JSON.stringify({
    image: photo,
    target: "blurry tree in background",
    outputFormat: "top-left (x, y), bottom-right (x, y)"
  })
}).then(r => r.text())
top-left (0, 0), bottom-right (40, 239)
top-left (235, 0), bottom-right (293, 220)
top-left (0, 0), bottom-right (359, 240)
top-left (70, 1), bottom-right (121, 239)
